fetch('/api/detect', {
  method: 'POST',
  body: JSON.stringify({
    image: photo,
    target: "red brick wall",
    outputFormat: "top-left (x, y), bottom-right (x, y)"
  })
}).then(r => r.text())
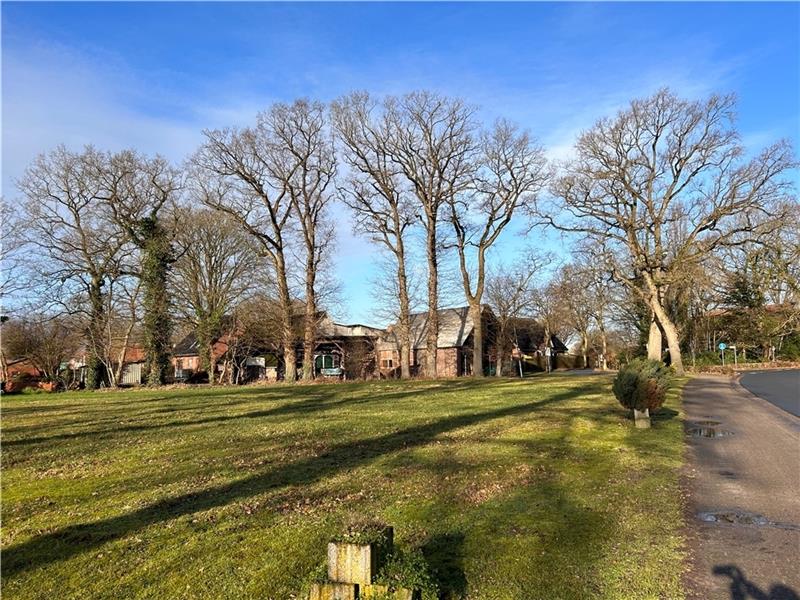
top-left (379, 346), bottom-right (462, 377)
top-left (436, 347), bottom-right (460, 377)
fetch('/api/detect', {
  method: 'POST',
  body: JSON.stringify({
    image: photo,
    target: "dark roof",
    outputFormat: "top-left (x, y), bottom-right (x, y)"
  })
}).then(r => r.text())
top-left (173, 331), bottom-right (201, 357)
top-left (509, 317), bottom-right (568, 353)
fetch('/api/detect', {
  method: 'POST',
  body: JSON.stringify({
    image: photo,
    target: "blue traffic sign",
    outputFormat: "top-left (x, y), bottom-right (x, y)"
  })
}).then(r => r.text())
top-left (718, 343), bottom-right (727, 350)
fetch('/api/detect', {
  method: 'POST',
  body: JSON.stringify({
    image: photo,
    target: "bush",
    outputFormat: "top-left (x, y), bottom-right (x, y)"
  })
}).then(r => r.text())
top-left (613, 358), bottom-right (672, 412)
top-left (331, 518), bottom-right (392, 546)
top-left (374, 548), bottom-right (439, 600)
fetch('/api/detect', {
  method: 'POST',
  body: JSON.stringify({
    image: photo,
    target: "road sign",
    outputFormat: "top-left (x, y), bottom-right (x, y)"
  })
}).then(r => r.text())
top-left (718, 343), bottom-right (727, 350)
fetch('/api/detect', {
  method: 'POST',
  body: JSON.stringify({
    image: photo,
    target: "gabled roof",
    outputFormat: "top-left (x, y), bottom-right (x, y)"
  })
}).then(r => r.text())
top-left (381, 305), bottom-right (476, 350)
top-left (508, 317), bottom-right (569, 354)
top-left (317, 317), bottom-right (384, 339)
top-left (173, 331), bottom-right (202, 357)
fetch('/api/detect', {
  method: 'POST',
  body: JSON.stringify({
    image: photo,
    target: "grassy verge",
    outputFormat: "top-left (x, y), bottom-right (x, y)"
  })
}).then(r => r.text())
top-left (1, 375), bottom-right (687, 599)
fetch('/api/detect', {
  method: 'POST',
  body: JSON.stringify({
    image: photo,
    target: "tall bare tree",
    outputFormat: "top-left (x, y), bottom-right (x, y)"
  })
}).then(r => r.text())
top-left (448, 120), bottom-right (548, 376)
top-left (18, 146), bottom-right (129, 388)
top-left (172, 208), bottom-right (260, 376)
top-left (332, 92), bottom-right (416, 378)
top-left (552, 265), bottom-right (594, 368)
top-left (193, 108), bottom-right (301, 381)
top-left (550, 89), bottom-right (796, 374)
top-left (576, 250), bottom-right (617, 370)
top-left (485, 254), bottom-right (548, 376)
top-left (89, 275), bottom-right (141, 387)
top-left (384, 92), bottom-right (477, 377)
top-left (531, 275), bottom-right (572, 373)
top-left (268, 100), bottom-right (337, 381)
top-left (97, 151), bottom-right (182, 386)
top-left (0, 201), bottom-right (26, 307)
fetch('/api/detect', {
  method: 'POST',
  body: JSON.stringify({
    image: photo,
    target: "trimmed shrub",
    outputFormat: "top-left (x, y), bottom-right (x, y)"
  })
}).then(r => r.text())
top-left (374, 548), bottom-right (439, 600)
top-left (613, 358), bottom-right (672, 412)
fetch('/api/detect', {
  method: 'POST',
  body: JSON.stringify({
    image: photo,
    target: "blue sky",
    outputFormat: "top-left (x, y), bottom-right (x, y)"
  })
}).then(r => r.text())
top-left (3, 2), bottom-right (798, 324)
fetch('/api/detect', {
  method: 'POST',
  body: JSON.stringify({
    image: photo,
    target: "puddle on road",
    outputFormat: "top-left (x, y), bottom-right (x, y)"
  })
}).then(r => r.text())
top-left (688, 427), bottom-right (735, 438)
top-left (697, 511), bottom-right (800, 531)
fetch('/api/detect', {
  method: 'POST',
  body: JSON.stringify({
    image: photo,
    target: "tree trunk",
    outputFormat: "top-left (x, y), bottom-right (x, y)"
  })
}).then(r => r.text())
top-left (141, 222), bottom-right (172, 387)
top-left (424, 222), bottom-right (439, 378)
top-left (470, 302), bottom-right (483, 377)
top-left (302, 251), bottom-right (317, 382)
top-left (646, 317), bottom-right (662, 361)
top-left (0, 344), bottom-right (7, 387)
top-left (495, 323), bottom-right (506, 377)
top-left (582, 332), bottom-right (589, 368)
top-left (649, 299), bottom-right (685, 375)
top-left (600, 325), bottom-right (608, 370)
top-left (396, 255), bottom-right (412, 379)
top-left (86, 278), bottom-right (106, 390)
top-left (275, 252), bottom-right (296, 382)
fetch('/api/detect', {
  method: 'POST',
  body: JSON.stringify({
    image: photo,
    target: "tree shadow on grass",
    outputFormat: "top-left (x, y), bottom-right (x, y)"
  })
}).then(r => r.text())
top-left (421, 532), bottom-right (467, 599)
top-left (3, 380), bottom-right (490, 448)
top-left (1, 389), bottom-right (347, 448)
top-left (2, 385), bottom-right (585, 577)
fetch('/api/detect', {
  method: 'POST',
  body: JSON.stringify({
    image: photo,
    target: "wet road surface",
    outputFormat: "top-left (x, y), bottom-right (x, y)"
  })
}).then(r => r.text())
top-left (683, 375), bottom-right (800, 600)
top-left (740, 369), bottom-right (800, 418)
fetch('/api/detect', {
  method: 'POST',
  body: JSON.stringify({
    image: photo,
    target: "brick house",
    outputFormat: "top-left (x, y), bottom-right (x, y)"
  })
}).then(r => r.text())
top-left (305, 317), bottom-right (383, 380)
top-left (377, 306), bottom-right (495, 377)
top-left (377, 306), bottom-right (570, 377)
top-left (171, 313), bottom-right (383, 382)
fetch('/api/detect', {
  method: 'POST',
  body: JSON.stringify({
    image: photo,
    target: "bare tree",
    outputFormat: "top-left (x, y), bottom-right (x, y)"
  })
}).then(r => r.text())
top-left (0, 200), bottom-right (27, 307)
top-left (384, 92), bottom-right (478, 377)
top-left (530, 275), bottom-right (572, 373)
top-left (90, 275), bottom-right (142, 387)
top-left (1, 315), bottom-right (80, 384)
top-left (550, 89), bottom-right (796, 374)
top-left (268, 100), bottom-right (337, 381)
top-left (332, 92), bottom-right (416, 378)
top-left (193, 109), bottom-right (301, 381)
top-left (172, 208), bottom-right (260, 376)
top-left (0, 201), bottom-right (26, 383)
top-left (96, 151), bottom-right (183, 386)
top-left (448, 120), bottom-right (548, 376)
top-left (17, 146), bottom-right (129, 388)
top-left (578, 252), bottom-right (617, 370)
top-left (485, 254), bottom-right (547, 376)
top-left (552, 265), bottom-right (594, 368)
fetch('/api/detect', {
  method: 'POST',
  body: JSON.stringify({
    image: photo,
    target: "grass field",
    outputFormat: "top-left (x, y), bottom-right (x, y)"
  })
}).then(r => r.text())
top-left (1, 375), bottom-right (687, 600)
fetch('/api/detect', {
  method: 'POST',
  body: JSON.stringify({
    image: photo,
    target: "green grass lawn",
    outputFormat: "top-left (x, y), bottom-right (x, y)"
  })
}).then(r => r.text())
top-left (1, 375), bottom-right (687, 600)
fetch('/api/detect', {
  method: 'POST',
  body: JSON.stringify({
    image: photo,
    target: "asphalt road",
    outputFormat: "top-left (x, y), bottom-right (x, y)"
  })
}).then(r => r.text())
top-left (739, 369), bottom-right (800, 417)
top-left (683, 375), bottom-right (800, 599)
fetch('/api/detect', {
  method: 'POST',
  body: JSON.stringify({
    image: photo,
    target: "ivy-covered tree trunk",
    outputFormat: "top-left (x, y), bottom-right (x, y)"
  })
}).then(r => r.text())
top-left (195, 312), bottom-right (222, 379)
top-left (139, 218), bottom-right (173, 386)
top-left (86, 277), bottom-right (106, 390)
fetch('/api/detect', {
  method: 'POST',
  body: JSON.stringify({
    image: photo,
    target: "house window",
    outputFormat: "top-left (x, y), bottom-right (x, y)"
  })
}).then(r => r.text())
top-left (315, 354), bottom-right (340, 371)
top-left (381, 358), bottom-right (394, 368)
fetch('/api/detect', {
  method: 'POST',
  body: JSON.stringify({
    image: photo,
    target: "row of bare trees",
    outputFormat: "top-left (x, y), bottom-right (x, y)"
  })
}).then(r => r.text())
top-left (333, 92), bottom-right (548, 377)
top-left (2, 87), bottom-right (796, 384)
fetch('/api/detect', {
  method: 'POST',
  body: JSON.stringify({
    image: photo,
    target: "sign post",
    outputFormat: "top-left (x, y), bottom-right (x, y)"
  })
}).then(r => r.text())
top-left (718, 342), bottom-right (727, 366)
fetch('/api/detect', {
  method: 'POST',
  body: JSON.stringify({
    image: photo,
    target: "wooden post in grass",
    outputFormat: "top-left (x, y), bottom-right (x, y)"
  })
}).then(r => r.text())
top-left (327, 526), bottom-right (393, 585)
top-left (308, 582), bottom-right (359, 600)
top-left (634, 408), bottom-right (651, 429)
top-left (309, 524), bottom-right (419, 600)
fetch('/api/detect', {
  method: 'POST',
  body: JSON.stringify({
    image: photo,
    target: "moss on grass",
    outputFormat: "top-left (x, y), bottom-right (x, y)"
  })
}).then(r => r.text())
top-left (1, 375), bottom-right (688, 599)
